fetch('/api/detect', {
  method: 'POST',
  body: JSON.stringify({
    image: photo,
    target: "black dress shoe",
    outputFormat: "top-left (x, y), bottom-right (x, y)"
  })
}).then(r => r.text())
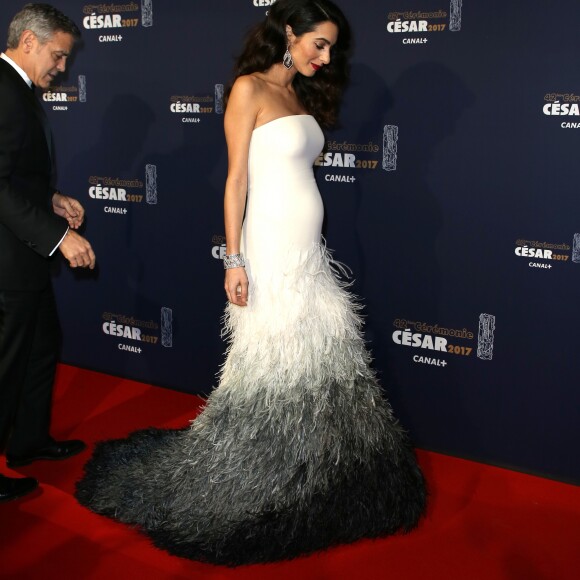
top-left (0, 474), bottom-right (39, 503)
top-left (6, 439), bottom-right (87, 468)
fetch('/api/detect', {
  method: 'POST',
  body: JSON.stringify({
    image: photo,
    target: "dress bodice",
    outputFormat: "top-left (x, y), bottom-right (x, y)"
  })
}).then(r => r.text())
top-left (243, 115), bottom-right (325, 269)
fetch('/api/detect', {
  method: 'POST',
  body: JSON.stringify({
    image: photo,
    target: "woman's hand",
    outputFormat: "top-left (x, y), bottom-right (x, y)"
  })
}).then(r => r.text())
top-left (225, 267), bottom-right (249, 307)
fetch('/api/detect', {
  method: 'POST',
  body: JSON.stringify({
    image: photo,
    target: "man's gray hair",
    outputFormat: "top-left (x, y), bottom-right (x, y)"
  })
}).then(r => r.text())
top-left (7, 3), bottom-right (81, 49)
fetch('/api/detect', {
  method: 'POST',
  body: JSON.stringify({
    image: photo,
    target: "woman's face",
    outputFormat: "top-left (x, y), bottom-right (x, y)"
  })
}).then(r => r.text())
top-left (287, 21), bottom-right (339, 76)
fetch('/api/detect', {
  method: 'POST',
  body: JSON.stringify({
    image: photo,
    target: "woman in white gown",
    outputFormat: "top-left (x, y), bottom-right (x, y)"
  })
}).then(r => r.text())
top-left (76, 0), bottom-right (426, 565)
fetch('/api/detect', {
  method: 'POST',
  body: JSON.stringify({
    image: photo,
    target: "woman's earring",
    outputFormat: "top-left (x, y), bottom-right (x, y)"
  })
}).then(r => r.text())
top-left (283, 45), bottom-right (294, 69)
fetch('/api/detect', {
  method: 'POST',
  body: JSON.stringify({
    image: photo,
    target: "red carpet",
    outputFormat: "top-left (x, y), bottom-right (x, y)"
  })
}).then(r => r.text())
top-left (1, 364), bottom-right (578, 579)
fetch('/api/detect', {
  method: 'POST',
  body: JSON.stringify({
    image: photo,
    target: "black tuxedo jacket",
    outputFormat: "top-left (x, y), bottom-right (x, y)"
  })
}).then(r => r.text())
top-left (0, 57), bottom-right (68, 291)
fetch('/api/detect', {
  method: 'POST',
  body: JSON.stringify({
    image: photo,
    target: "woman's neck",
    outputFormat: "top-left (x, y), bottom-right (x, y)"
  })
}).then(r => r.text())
top-left (260, 63), bottom-right (297, 88)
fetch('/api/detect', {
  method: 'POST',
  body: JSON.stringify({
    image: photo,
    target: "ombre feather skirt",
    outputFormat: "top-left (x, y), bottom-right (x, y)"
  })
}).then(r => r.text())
top-left (75, 245), bottom-right (426, 566)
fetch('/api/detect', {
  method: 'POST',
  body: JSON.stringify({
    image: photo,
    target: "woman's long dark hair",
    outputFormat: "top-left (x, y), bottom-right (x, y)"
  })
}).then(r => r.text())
top-left (227, 0), bottom-right (351, 128)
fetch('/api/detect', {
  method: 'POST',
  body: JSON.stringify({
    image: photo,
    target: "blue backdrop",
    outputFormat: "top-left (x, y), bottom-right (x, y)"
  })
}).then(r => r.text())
top-left (1, 0), bottom-right (578, 483)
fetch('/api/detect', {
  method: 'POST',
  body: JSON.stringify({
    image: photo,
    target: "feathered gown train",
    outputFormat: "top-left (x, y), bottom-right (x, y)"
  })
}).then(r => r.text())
top-left (76, 114), bottom-right (426, 566)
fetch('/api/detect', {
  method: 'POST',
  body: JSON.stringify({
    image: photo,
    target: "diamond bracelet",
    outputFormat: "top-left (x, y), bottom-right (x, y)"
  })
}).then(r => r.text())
top-left (223, 253), bottom-right (245, 269)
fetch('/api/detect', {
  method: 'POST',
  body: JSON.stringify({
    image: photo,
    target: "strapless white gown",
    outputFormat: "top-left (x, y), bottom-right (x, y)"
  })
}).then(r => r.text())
top-left (76, 115), bottom-right (426, 566)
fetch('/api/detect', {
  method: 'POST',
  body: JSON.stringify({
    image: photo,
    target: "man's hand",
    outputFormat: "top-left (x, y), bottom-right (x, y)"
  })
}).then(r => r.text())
top-left (59, 230), bottom-right (96, 269)
top-left (52, 192), bottom-right (85, 229)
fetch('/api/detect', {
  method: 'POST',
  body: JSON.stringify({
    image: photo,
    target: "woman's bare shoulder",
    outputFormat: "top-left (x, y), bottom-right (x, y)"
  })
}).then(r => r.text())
top-left (230, 74), bottom-right (266, 100)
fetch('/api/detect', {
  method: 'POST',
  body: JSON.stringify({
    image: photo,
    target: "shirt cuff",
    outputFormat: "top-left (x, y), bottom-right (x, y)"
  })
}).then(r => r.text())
top-left (49, 227), bottom-right (69, 256)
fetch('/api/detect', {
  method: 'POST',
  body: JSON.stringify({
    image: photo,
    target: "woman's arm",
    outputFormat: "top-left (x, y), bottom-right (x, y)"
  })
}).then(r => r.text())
top-left (223, 76), bottom-right (261, 306)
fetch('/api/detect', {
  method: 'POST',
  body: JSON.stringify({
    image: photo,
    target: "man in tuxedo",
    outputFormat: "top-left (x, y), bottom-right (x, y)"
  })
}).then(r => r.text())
top-left (0, 4), bottom-right (96, 502)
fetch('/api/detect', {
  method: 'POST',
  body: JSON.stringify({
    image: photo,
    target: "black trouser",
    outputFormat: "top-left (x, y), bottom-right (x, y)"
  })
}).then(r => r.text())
top-left (0, 284), bottom-right (60, 456)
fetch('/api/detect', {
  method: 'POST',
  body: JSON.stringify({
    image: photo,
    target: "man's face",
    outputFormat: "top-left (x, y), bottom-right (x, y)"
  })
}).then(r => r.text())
top-left (28, 30), bottom-right (74, 88)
